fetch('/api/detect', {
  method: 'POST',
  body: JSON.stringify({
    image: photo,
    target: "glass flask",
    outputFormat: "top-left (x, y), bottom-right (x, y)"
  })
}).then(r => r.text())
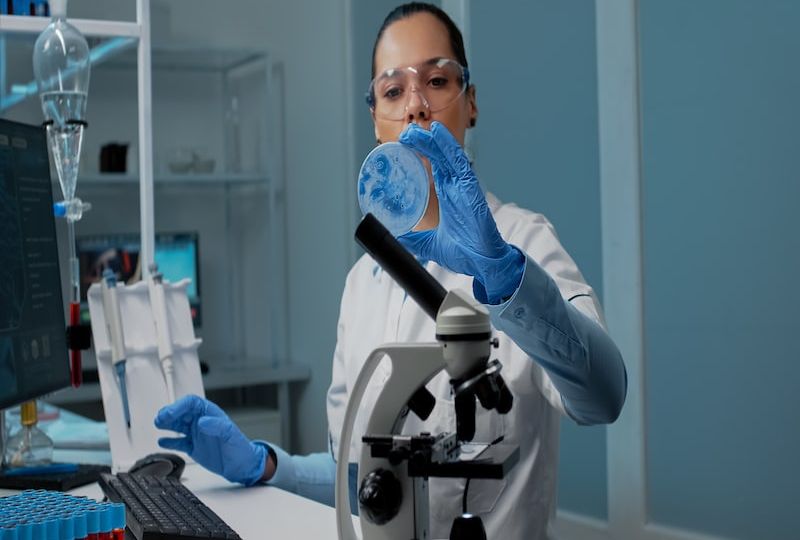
top-left (4, 401), bottom-right (54, 468)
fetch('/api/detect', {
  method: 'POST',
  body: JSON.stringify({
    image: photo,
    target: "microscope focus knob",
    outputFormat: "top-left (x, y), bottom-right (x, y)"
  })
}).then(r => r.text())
top-left (358, 468), bottom-right (403, 525)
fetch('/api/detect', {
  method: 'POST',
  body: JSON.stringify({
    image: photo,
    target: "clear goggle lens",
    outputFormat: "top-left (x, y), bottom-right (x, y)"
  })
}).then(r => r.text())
top-left (367, 58), bottom-right (469, 121)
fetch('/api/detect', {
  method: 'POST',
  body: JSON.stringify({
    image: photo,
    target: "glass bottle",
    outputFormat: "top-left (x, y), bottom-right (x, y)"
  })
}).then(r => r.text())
top-left (224, 96), bottom-right (242, 173)
top-left (4, 401), bottom-right (54, 467)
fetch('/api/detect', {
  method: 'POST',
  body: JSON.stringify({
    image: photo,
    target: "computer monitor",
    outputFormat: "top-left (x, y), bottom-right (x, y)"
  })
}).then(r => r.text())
top-left (0, 119), bottom-right (71, 411)
top-left (77, 232), bottom-right (202, 327)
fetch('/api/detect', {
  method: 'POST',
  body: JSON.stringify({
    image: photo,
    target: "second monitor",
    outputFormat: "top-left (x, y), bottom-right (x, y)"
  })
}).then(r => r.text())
top-left (77, 232), bottom-right (202, 327)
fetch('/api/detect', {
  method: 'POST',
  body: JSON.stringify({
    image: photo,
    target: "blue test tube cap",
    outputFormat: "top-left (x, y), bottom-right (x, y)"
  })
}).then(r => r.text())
top-left (52, 202), bottom-right (65, 218)
top-left (84, 508), bottom-right (100, 535)
top-left (0, 525), bottom-right (19, 540)
top-left (17, 523), bottom-right (31, 540)
top-left (41, 518), bottom-right (58, 540)
top-left (15, 522), bottom-right (32, 540)
top-left (71, 510), bottom-right (87, 539)
top-left (30, 521), bottom-right (46, 540)
top-left (98, 505), bottom-right (113, 534)
top-left (110, 503), bottom-right (125, 529)
top-left (58, 514), bottom-right (74, 540)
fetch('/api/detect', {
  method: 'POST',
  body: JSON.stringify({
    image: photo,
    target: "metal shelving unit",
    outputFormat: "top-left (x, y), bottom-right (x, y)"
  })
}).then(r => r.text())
top-left (1, 4), bottom-right (157, 279)
top-left (79, 173), bottom-right (272, 185)
top-left (1, 4), bottom-right (304, 449)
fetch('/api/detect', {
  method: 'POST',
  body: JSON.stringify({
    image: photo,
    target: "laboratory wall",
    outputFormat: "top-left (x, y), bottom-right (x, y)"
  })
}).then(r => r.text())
top-left (639, 0), bottom-right (800, 538)
top-left (468, 1), bottom-right (608, 521)
top-left (156, 0), bottom-right (355, 455)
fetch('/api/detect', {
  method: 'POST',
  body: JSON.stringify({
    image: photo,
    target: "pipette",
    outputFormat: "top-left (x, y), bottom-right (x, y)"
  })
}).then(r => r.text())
top-left (101, 269), bottom-right (131, 429)
top-left (148, 264), bottom-right (176, 403)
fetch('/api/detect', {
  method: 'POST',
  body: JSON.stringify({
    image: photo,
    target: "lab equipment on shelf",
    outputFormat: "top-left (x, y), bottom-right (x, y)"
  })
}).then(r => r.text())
top-left (32, 0), bottom-right (92, 389)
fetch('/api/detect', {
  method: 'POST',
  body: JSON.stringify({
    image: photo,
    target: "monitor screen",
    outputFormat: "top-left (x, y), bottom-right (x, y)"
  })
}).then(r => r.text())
top-left (77, 232), bottom-right (202, 326)
top-left (0, 119), bottom-right (71, 410)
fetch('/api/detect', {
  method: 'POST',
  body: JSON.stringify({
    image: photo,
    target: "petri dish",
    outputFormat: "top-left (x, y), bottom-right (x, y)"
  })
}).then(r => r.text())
top-left (357, 142), bottom-right (430, 236)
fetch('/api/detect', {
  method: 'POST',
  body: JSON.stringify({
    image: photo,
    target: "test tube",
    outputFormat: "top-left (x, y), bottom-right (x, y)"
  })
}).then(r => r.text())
top-left (15, 522), bottom-right (32, 540)
top-left (72, 510), bottom-right (87, 540)
top-left (96, 506), bottom-right (112, 540)
top-left (29, 521), bottom-right (46, 540)
top-left (84, 507), bottom-right (100, 540)
top-left (58, 514), bottom-right (74, 540)
top-left (0, 524), bottom-right (19, 540)
top-left (109, 505), bottom-right (124, 540)
top-left (42, 517), bottom-right (59, 540)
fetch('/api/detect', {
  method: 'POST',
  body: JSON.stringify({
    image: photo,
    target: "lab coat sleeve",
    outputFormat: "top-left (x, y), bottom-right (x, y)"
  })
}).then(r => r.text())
top-left (257, 442), bottom-right (336, 507)
top-left (483, 254), bottom-right (627, 425)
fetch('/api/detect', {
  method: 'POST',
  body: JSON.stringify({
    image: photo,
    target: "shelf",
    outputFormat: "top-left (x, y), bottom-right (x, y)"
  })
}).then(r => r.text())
top-left (202, 363), bottom-right (311, 391)
top-left (45, 362), bottom-right (311, 405)
top-left (0, 15), bottom-right (141, 38)
top-left (79, 172), bottom-right (271, 185)
top-left (0, 34), bottom-right (137, 111)
top-left (100, 45), bottom-right (267, 73)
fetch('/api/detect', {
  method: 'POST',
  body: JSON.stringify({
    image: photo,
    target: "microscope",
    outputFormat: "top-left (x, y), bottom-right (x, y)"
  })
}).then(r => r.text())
top-left (335, 214), bottom-right (519, 540)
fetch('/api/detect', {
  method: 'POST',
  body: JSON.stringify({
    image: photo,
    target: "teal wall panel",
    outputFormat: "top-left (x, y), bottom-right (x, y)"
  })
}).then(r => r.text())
top-left (640, 1), bottom-right (800, 538)
top-left (470, 1), bottom-right (607, 520)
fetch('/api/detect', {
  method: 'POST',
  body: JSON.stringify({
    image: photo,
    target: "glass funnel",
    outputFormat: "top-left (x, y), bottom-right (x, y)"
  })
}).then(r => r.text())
top-left (32, 0), bottom-right (90, 204)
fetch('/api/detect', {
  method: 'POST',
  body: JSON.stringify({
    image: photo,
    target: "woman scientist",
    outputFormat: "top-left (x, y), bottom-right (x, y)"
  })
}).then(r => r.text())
top-left (154, 3), bottom-right (627, 538)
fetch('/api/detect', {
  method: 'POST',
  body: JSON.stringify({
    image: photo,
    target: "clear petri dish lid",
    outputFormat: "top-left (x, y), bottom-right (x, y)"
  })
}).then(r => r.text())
top-left (357, 142), bottom-right (430, 236)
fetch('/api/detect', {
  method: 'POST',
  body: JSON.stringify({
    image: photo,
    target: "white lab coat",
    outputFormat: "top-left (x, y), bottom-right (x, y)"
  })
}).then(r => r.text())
top-left (327, 193), bottom-right (604, 539)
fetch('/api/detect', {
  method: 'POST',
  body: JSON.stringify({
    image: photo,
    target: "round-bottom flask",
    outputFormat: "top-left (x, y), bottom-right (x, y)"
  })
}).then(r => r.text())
top-left (4, 401), bottom-right (54, 467)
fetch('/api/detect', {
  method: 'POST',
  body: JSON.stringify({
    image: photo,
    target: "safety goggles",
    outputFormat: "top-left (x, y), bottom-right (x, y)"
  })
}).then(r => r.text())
top-left (366, 58), bottom-right (470, 121)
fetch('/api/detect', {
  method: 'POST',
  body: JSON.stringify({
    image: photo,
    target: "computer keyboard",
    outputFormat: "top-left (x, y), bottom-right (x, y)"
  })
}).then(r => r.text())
top-left (98, 472), bottom-right (242, 540)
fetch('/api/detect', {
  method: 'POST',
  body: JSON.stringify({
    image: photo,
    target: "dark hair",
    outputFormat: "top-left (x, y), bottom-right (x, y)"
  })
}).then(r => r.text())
top-left (371, 2), bottom-right (469, 79)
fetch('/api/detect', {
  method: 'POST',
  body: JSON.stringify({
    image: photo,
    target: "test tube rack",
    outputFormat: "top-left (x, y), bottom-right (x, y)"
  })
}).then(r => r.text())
top-left (0, 490), bottom-right (125, 539)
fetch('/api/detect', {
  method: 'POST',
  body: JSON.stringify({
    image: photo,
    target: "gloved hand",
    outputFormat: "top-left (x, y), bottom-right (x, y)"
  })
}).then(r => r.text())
top-left (397, 121), bottom-right (525, 304)
top-left (154, 394), bottom-right (267, 486)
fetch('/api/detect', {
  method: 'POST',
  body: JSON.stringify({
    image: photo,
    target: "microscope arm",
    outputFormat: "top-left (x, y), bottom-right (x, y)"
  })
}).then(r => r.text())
top-left (335, 343), bottom-right (445, 540)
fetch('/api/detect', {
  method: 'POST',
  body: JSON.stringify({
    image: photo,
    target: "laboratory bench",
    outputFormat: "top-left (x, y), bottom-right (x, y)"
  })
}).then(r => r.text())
top-left (0, 460), bottom-right (348, 540)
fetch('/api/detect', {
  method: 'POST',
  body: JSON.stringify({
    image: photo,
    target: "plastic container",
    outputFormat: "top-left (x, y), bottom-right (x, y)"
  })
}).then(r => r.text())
top-left (357, 142), bottom-right (430, 236)
top-left (0, 492), bottom-right (122, 540)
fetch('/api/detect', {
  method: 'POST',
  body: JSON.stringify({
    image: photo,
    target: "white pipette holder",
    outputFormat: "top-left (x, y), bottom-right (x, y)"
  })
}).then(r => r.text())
top-left (88, 278), bottom-right (204, 472)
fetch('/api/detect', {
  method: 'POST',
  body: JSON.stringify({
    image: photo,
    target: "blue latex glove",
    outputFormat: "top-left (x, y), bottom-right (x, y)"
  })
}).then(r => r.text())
top-left (154, 394), bottom-right (267, 486)
top-left (397, 121), bottom-right (525, 304)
